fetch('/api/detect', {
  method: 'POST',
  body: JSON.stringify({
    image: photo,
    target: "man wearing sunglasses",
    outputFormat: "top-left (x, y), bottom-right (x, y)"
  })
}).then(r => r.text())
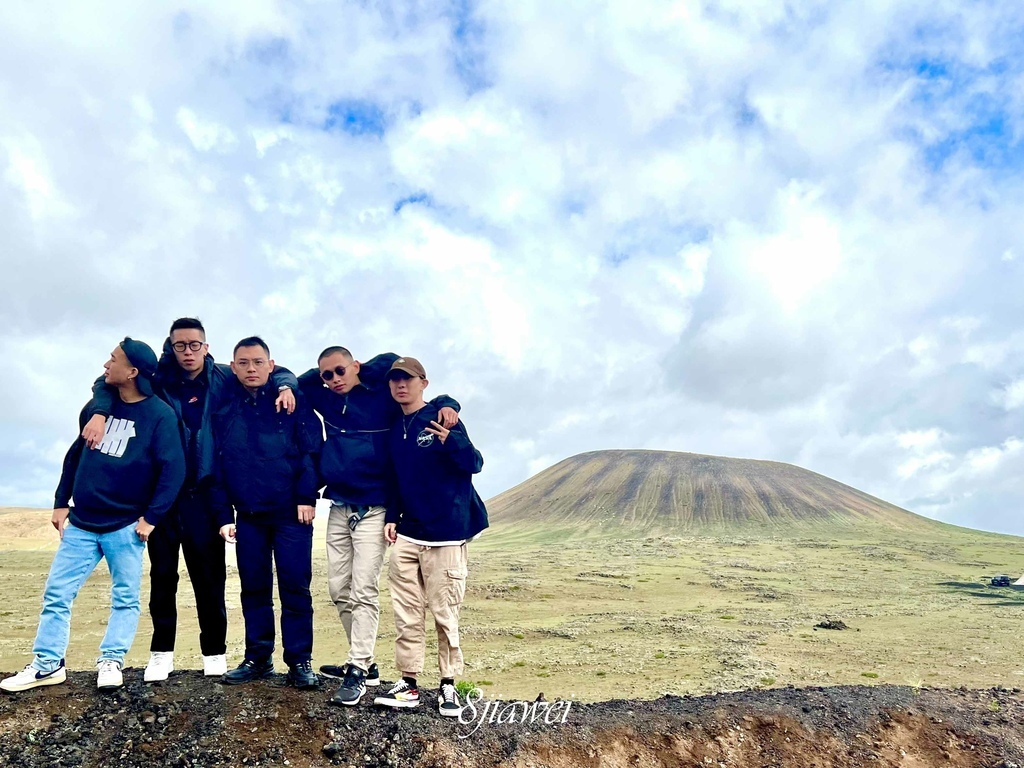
top-left (80, 318), bottom-right (298, 682)
top-left (297, 348), bottom-right (459, 706)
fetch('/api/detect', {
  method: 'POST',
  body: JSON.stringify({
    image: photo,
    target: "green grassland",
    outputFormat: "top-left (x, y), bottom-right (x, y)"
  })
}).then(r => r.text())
top-left (1, 510), bottom-right (1021, 702)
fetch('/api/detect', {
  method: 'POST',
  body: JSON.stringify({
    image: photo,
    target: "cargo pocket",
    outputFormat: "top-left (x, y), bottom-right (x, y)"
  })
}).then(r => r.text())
top-left (445, 567), bottom-right (468, 607)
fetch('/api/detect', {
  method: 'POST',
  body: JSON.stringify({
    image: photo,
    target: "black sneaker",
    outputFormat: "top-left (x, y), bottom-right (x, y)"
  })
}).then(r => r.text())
top-left (287, 660), bottom-right (320, 690)
top-left (373, 678), bottom-right (420, 708)
top-left (319, 663), bottom-right (346, 679)
top-left (221, 658), bottom-right (274, 685)
top-left (321, 661), bottom-right (380, 684)
top-left (438, 682), bottom-right (464, 717)
top-left (330, 664), bottom-right (366, 706)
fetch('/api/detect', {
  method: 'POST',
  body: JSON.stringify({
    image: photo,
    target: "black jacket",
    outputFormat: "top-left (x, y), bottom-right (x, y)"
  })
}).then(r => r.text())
top-left (386, 402), bottom-right (488, 543)
top-left (89, 339), bottom-right (298, 489)
top-left (298, 353), bottom-right (459, 506)
top-left (209, 379), bottom-right (322, 527)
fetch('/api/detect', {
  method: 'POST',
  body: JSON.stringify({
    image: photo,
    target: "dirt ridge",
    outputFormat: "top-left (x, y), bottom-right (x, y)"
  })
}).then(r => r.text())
top-left (0, 672), bottom-right (1022, 767)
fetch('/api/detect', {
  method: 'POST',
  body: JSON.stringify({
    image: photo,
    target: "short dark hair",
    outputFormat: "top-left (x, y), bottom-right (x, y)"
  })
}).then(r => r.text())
top-left (318, 345), bottom-right (352, 362)
top-left (234, 336), bottom-right (270, 356)
top-left (169, 317), bottom-right (206, 337)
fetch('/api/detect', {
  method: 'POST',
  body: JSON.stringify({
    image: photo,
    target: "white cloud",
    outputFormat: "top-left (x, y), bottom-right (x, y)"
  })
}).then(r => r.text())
top-left (2, 0), bottom-right (1024, 535)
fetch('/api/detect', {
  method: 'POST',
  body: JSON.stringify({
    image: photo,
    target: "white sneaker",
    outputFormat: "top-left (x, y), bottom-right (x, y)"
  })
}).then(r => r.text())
top-left (144, 652), bottom-right (174, 682)
top-left (97, 659), bottom-right (123, 690)
top-left (0, 662), bottom-right (67, 693)
top-left (203, 654), bottom-right (228, 677)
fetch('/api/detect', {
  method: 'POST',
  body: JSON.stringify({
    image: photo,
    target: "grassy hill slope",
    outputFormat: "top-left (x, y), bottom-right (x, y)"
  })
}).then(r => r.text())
top-left (488, 449), bottom-right (937, 533)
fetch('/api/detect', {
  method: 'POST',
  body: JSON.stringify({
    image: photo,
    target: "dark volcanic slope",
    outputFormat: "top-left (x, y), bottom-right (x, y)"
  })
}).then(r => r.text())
top-left (0, 672), bottom-right (1021, 767)
top-left (488, 449), bottom-right (934, 531)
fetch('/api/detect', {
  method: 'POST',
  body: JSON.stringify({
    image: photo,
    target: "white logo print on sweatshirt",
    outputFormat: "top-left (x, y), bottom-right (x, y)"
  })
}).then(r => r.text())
top-left (97, 417), bottom-right (137, 458)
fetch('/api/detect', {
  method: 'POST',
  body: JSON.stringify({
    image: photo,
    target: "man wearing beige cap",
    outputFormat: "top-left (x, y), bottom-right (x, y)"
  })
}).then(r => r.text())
top-left (373, 357), bottom-right (488, 717)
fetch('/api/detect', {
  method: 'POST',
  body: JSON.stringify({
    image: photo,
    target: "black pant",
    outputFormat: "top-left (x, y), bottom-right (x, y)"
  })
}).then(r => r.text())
top-left (148, 490), bottom-right (227, 656)
top-left (235, 512), bottom-right (314, 667)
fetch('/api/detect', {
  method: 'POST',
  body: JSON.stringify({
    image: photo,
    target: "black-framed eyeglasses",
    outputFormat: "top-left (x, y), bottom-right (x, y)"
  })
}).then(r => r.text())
top-left (320, 366), bottom-right (347, 382)
top-left (172, 341), bottom-right (205, 353)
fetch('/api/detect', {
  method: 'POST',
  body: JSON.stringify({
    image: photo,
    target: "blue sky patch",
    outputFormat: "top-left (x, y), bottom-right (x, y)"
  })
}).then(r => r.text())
top-left (448, 0), bottom-right (491, 94)
top-left (324, 100), bottom-right (388, 137)
top-left (394, 193), bottom-right (432, 213)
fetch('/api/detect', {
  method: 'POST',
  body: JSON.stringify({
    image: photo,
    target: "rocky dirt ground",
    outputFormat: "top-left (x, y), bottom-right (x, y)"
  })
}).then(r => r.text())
top-left (0, 672), bottom-right (1022, 767)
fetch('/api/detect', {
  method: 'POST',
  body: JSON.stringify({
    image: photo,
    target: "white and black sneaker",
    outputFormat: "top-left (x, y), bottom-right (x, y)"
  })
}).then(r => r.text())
top-left (0, 661), bottom-right (67, 693)
top-left (322, 661), bottom-right (381, 685)
top-left (438, 682), bottom-right (464, 717)
top-left (330, 664), bottom-right (366, 706)
top-left (373, 677), bottom-right (420, 708)
top-left (97, 659), bottom-right (124, 691)
top-left (365, 663), bottom-right (380, 687)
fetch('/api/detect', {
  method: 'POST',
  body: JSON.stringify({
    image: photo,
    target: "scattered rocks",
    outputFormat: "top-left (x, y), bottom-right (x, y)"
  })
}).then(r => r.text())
top-left (815, 619), bottom-right (849, 630)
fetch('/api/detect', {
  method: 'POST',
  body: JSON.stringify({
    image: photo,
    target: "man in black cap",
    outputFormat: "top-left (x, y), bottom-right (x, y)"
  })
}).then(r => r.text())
top-left (81, 318), bottom-right (298, 681)
top-left (1, 339), bottom-right (185, 694)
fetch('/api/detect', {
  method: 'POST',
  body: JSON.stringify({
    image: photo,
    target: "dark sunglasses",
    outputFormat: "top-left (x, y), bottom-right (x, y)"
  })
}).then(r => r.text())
top-left (320, 366), bottom-right (348, 382)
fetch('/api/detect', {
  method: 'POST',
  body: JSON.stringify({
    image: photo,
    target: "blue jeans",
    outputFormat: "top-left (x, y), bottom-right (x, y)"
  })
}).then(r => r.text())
top-left (31, 521), bottom-right (146, 672)
top-left (236, 513), bottom-right (314, 666)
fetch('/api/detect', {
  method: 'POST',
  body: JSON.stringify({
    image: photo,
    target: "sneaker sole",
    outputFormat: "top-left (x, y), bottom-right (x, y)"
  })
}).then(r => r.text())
top-left (143, 670), bottom-right (173, 683)
top-left (0, 670), bottom-right (67, 693)
top-left (366, 678), bottom-right (380, 687)
top-left (97, 677), bottom-right (123, 691)
top-left (373, 697), bottom-right (420, 708)
top-left (330, 690), bottom-right (366, 707)
top-left (439, 706), bottom-right (465, 718)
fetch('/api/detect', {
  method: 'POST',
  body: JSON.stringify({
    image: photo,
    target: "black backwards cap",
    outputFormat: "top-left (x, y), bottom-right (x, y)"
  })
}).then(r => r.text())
top-left (119, 337), bottom-right (158, 396)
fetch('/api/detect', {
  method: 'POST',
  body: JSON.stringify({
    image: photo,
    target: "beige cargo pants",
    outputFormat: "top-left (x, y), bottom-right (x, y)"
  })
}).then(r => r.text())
top-left (326, 504), bottom-right (387, 671)
top-left (388, 537), bottom-right (468, 679)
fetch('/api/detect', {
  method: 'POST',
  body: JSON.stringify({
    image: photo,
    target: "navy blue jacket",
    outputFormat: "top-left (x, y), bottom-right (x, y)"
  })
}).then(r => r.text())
top-left (89, 339), bottom-right (298, 489)
top-left (298, 353), bottom-right (459, 507)
top-left (386, 402), bottom-right (488, 542)
top-left (209, 378), bottom-right (322, 527)
top-left (55, 396), bottom-right (185, 533)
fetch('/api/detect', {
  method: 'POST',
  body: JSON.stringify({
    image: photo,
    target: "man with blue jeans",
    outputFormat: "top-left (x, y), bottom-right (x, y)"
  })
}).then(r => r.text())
top-left (1, 338), bottom-right (185, 693)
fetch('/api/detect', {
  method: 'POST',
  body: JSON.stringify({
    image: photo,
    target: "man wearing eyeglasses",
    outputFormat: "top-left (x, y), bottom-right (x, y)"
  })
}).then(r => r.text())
top-left (212, 337), bottom-right (322, 689)
top-left (297, 348), bottom-right (459, 706)
top-left (80, 318), bottom-right (298, 683)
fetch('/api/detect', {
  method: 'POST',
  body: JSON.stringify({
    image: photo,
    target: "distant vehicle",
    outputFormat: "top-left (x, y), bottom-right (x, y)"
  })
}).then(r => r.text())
top-left (990, 575), bottom-right (1011, 587)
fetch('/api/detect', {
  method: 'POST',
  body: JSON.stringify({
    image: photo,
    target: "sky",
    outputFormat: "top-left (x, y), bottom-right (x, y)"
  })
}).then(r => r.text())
top-left (1, 1), bottom-right (1023, 535)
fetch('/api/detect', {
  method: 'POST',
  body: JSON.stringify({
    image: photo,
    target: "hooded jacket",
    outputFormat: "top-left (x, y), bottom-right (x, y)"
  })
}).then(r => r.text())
top-left (89, 338), bottom-right (298, 489)
top-left (298, 352), bottom-right (459, 507)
